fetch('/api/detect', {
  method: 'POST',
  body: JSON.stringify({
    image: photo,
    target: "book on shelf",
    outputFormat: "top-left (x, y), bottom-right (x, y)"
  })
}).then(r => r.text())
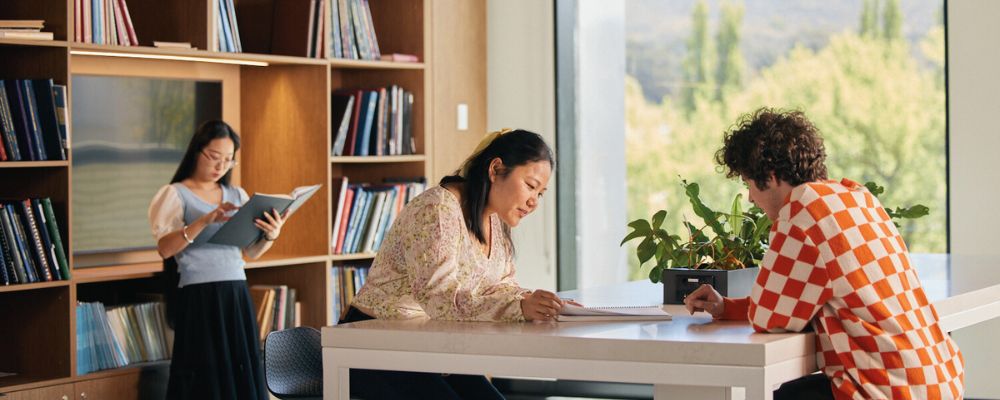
top-left (0, 31), bottom-right (54, 40)
top-left (264, 0), bottom-right (378, 59)
top-left (0, 198), bottom-right (68, 285)
top-left (557, 304), bottom-right (673, 322)
top-left (0, 83), bottom-right (16, 161)
top-left (74, 0), bottom-right (138, 45)
top-left (76, 301), bottom-right (172, 375)
top-left (16, 200), bottom-right (55, 281)
top-left (30, 79), bottom-right (67, 161)
top-left (0, 79), bottom-right (69, 161)
top-left (216, 0), bottom-right (242, 52)
top-left (331, 176), bottom-right (349, 249)
top-left (332, 85), bottom-right (415, 157)
top-left (380, 53), bottom-right (419, 63)
top-left (330, 265), bottom-right (368, 322)
top-left (208, 184), bottom-right (323, 248)
top-left (331, 179), bottom-right (426, 255)
top-left (0, 20), bottom-right (45, 29)
top-left (330, 93), bottom-right (354, 156)
top-left (37, 198), bottom-right (70, 280)
top-left (153, 41), bottom-right (194, 49)
top-left (250, 284), bottom-right (300, 344)
top-left (0, 206), bottom-right (28, 284)
top-left (51, 84), bottom-right (70, 151)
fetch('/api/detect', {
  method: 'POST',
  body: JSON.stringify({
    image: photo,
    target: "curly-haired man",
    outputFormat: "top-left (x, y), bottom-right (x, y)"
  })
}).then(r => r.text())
top-left (684, 108), bottom-right (964, 399)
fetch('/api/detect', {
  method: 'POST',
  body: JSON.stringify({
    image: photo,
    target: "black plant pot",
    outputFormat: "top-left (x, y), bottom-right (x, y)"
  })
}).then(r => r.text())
top-left (662, 266), bottom-right (760, 304)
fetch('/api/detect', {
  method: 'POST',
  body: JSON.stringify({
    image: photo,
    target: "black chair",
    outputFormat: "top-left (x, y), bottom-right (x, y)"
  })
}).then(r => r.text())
top-left (264, 327), bottom-right (323, 399)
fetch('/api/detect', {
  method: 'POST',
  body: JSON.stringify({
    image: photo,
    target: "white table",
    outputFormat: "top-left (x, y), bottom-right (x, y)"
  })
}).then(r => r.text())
top-left (322, 254), bottom-right (1000, 400)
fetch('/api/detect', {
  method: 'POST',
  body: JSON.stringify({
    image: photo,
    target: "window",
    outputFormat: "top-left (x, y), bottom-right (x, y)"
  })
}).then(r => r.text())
top-left (623, 0), bottom-right (947, 279)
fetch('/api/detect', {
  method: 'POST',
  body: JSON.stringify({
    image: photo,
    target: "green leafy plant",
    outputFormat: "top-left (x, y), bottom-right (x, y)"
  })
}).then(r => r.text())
top-left (621, 180), bottom-right (771, 283)
top-left (863, 182), bottom-right (930, 227)
top-left (623, 180), bottom-right (928, 283)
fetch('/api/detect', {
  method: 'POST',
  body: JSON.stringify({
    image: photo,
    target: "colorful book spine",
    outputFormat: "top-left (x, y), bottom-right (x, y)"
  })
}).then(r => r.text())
top-left (0, 207), bottom-right (27, 283)
top-left (0, 81), bottom-right (22, 161)
top-left (18, 200), bottom-right (52, 281)
top-left (41, 198), bottom-right (70, 280)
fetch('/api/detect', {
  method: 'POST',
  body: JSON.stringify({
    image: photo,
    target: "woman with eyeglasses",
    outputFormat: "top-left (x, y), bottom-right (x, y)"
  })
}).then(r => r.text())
top-left (148, 120), bottom-right (283, 399)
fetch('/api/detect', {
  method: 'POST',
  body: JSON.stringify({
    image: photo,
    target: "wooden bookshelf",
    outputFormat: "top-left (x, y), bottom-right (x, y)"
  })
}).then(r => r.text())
top-left (0, 0), bottom-right (486, 399)
top-left (0, 0), bottom-right (488, 396)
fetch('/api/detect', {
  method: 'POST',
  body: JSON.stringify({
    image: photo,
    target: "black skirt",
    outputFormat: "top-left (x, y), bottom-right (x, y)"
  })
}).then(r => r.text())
top-left (166, 280), bottom-right (268, 400)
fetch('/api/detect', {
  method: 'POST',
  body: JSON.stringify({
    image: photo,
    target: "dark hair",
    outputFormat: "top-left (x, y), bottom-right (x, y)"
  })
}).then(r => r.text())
top-left (440, 129), bottom-right (554, 244)
top-left (715, 108), bottom-right (828, 190)
top-left (170, 120), bottom-right (241, 185)
top-left (163, 120), bottom-right (240, 328)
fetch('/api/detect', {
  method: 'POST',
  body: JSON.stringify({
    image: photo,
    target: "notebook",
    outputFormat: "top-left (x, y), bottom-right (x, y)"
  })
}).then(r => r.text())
top-left (558, 304), bottom-right (672, 322)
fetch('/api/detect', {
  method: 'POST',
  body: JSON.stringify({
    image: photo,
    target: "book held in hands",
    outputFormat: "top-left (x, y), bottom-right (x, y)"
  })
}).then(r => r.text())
top-left (208, 184), bottom-right (322, 248)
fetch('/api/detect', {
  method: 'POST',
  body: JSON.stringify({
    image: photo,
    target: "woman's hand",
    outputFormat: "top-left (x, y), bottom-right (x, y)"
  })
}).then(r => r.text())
top-left (199, 202), bottom-right (239, 225)
top-left (255, 208), bottom-right (288, 241)
top-left (520, 290), bottom-right (564, 322)
top-left (683, 284), bottom-right (725, 317)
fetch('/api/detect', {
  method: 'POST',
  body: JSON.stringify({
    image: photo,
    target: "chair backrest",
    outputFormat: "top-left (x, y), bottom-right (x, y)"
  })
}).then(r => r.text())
top-left (264, 327), bottom-right (323, 398)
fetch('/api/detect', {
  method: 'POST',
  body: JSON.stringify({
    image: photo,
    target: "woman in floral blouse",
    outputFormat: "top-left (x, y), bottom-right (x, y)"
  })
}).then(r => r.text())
top-left (345, 128), bottom-right (563, 399)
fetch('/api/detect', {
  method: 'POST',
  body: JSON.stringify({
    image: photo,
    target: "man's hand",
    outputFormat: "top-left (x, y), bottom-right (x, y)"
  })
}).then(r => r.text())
top-left (683, 284), bottom-right (725, 317)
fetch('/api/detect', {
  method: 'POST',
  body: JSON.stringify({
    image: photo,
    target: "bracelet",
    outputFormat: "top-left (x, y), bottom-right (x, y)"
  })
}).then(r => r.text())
top-left (181, 225), bottom-right (195, 244)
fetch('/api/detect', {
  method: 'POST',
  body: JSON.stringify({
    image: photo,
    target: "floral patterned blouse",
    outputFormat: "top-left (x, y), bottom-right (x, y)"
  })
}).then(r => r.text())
top-left (352, 186), bottom-right (529, 322)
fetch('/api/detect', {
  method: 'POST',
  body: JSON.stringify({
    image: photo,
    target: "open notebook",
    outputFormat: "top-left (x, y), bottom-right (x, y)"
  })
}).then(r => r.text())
top-left (558, 304), bottom-right (672, 322)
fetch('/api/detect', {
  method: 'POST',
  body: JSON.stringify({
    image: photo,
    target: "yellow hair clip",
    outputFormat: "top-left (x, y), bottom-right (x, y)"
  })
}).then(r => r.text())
top-left (460, 128), bottom-right (515, 177)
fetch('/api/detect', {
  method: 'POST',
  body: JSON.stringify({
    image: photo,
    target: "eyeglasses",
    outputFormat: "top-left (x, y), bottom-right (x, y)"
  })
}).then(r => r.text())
top-left (201, 150), bottom-right (239, 170)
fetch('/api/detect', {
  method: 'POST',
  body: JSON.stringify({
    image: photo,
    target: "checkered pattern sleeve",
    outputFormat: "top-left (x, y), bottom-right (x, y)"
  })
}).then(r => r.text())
top-left (747, 179), bottom-right (964, 399)
top-left (748, 219), bottom-right (833, 333)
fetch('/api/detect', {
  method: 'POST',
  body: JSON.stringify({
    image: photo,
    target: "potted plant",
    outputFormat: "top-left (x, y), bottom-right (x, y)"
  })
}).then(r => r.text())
top-left (622, 180), bottom-right (929, 304)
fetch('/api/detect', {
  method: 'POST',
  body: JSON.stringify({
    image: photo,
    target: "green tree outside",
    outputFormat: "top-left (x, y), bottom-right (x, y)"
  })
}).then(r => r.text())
top-left (625, 1), bottom-right (946, 280)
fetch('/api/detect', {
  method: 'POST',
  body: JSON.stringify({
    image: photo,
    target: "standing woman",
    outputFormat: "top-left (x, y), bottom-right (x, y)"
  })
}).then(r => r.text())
top-left (346, 129), bottom-right (566, 399)
top-left (148, 121), bottom-right (285, 399)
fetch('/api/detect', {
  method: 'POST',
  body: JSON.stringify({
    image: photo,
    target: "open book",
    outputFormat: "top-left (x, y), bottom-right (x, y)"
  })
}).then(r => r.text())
top-left (208, 184), bottom-right (322, 248)
top-left (558, 304), bottom-right (672, 322)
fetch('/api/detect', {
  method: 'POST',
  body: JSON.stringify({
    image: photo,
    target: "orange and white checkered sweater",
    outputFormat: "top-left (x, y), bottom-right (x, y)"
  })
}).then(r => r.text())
top-left (720, 179), bottom-right (964, 399)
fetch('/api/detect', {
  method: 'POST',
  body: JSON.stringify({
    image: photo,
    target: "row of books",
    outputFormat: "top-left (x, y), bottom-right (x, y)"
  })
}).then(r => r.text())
top-left (331, 86), bottom-right (415, 157)
top-left (292, 0), bottom-right (381, 60)
top-left (331, 177), bottom-right (427, 255)
top-left (76, 301), bottom-right (172, 375)
top-left (0, 198), bottom-right (69, 285)
top-left (0, 20), bottom-right (54, 41)
top-left (0, 80), bottom-right (69, 162)
top-left (214, 0), bottom-right (243, 53)
top-left (74, 0), bottom-right (139, 46)
top-left (331, 265), bottom-right (368, 323)
top-left (249, 284), bottom-right (301, 344)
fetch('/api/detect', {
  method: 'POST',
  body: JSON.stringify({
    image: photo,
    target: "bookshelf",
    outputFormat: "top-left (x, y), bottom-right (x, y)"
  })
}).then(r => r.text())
top-left (0, 0), bottom-right (488, 397)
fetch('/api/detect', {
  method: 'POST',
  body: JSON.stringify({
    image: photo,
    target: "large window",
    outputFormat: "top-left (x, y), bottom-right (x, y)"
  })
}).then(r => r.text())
top-left (624, 0), bottom-right (947, 279)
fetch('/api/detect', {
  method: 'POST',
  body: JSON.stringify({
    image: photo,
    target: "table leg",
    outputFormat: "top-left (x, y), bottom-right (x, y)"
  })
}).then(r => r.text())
top-left (323, 348), bottom-right (351, 400)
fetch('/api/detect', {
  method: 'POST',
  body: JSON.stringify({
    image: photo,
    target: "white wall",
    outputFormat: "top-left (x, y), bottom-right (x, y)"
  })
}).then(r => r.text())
top-left (947, 1), bottom-right (1000, 397)
top-left (488, 0), bottom-right (558, 291)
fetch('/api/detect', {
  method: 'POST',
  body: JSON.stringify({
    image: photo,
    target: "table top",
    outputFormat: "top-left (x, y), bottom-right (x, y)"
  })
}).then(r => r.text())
top-left (321, 254), bottom-right (1000, 367)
